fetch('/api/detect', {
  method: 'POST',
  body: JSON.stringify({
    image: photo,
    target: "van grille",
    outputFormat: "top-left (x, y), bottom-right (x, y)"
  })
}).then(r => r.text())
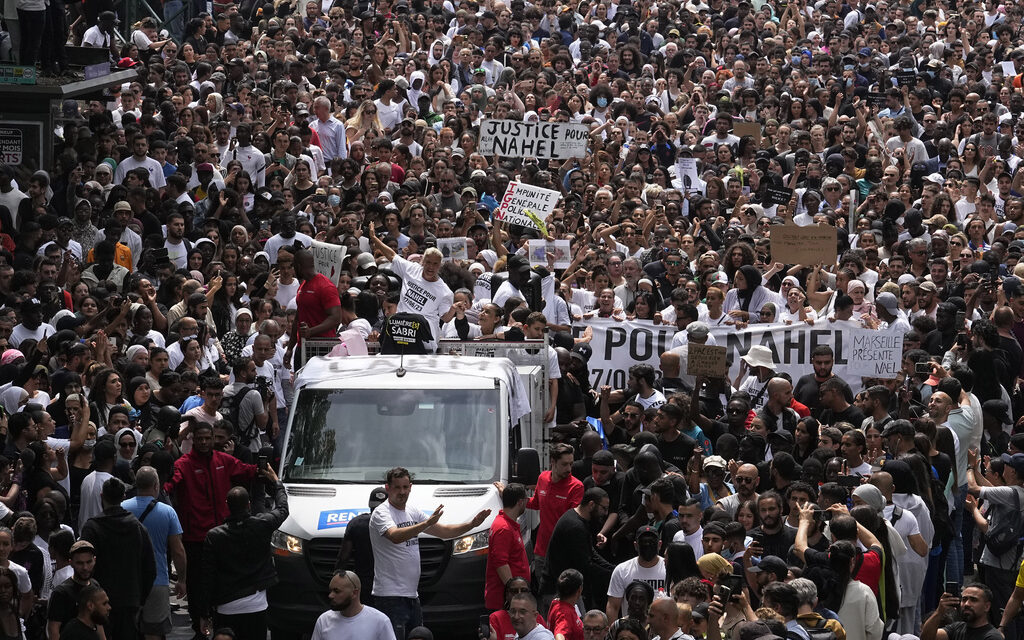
top-left (433, 487), bottom-right (488, 497)
top-left (305, 537), bottom-right (451, 586)
top-left (286, 486), bottom-right (337, 497)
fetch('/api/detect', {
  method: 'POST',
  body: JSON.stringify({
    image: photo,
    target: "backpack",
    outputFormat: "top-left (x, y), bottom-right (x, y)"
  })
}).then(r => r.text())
top-left (222, 386), bottom-right (262, 447)
top-left (984, 487), bottom-right (1024, 556)
top-left (789, 618), bottom-right (837, 640)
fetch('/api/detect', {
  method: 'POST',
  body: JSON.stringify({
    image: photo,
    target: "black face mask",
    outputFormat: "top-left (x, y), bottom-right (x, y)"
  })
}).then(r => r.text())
top-left (638, 539), bottom-right (659, 561)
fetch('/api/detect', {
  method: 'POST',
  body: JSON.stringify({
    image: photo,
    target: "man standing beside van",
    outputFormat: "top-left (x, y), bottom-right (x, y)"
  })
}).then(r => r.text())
top-left (370, 467), bottom-right (490, 640)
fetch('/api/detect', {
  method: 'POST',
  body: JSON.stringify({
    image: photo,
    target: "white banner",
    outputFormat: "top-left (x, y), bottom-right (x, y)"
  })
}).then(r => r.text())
top-left (477, 119), bottom-right (590, 159)
top-left (311, 240), bottom-right (346, 285)
top-left (571, 318), bottom-right (904, 388)
top-left (494, 182), bottom-right (559, 230)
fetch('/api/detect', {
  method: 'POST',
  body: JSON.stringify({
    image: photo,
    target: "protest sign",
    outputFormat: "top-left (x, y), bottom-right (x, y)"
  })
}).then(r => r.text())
top-left (734, 121), bottom-right (761, 144)
top-left (676, 158), bottom-right (701, 194)
top-left (847, 329), bottom-right (903, 378)
top-left (437, 237), bottom-right (468, 261)
top-left (529, 239), bottom-right (571, 268)
top-left (769, 225), bottom-right (837, 266)
top-left (572, 318), bottom-right (899, 391)
top-left (477, 119), bottom-right (590, 159)
top-left (866, 92), bottom-right (888, 108)
top-left (311, 240), bottom-right (346, 285)
top-left (494, 182), bottom-right (560, 230)
top-left (765, 185), bottom-right (794, 206)
top-left (894, 70), bottom-right (916, 87)
top-left (1001, 61), bottom-right (1016, 77)
top-left (687, 344), bottom-right (728, 378)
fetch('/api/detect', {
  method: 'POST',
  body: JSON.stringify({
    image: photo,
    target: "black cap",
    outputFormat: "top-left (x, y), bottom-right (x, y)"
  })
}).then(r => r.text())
top-left (592, 450), bottom-right (615, 466)
top-left (983, 399), bottom-right (1011, 424)
top-left (747, 555), bottom-right (788, 581)
top-left (881, 420), bottom-right (915, 437)
top-left (507, 254), bottom-right (531, 273)
top-left (369, 487), bottom-right (388, 508)
top-left (635, 525), bottom-right (659, 541)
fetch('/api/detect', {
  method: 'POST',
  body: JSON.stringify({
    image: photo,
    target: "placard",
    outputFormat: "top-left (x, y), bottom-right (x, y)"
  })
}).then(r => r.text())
top-left (765, 185), bottom-right (794, 206)
top-left (894, 71), bottom-right (916, 87)
top-left (687, 343), bottom-right (728, 378)
top-left (1001, 61), bottom-right (1017, 77)
top-left (528, 239), bottom-right (571, 268)
top-left (311, 240), bottom-right (346, 285)
top-left (769, 225), bottom-right (837, 266)
top-left (477, 119), bottom-right (590, 159)
top-left (847, 329), bottom-right (903, 378)
top-left (676, 157), bottom-right (701, 194)
top-left (437, 237), bottom-right (468, 261)
top-left (494, 181), bottom-right (559, 230)
top-left (866, 92), bottom-right (888, 108)
top-left (734, 121), bottom-right (761, 144)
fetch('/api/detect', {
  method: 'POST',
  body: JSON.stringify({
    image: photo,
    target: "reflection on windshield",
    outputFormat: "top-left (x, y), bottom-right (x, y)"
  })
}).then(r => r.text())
top-left (283, 388), bottom-right (501, 484)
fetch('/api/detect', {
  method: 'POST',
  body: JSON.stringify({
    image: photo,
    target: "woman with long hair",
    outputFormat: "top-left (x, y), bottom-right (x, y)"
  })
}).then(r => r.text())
top-left (86, 369), bottom-right (125, 434)
top-left (664, 541), bottom-right (701, 592)
top-left (210, 271), bottom-right (241, 338)
top-left (826, 541), bottom-right (884, 640)
top-left (345, 100), bottom-right (385, 145)
top-left (0, 566), bottom-right (22, 640)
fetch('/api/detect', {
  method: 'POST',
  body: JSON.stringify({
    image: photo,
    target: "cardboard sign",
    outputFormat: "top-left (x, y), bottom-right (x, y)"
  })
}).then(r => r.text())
top-left (1000, 61), bottom-right (1017, 77)
top-left (769, 225), bottom-right (838, 266)
top-left (311, 240), bottom-right (346, 285)
top-left (477, 119), bottom-right (590, 159)
top-left (847, 329), bottom-right (903, 378)
top-left (765, 185), bottom-right (794, 206)
top-left (437, 237), bottom-right (468, 261)
top-left (494, 181), bottom-right (559, 230)
top-left (675, 157), bottom-right (703, 195)
top-left (734, 121), bottom-right (762, 144)
top-left (528, 239), bottom-right (571, 268)
top-left (687, 343), bottom-right (728, 378)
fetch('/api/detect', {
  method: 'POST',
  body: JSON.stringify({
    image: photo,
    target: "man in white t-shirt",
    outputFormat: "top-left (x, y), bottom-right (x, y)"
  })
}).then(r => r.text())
top-left (10, 299), bottom-right (55, 349)
top-left (369, 225), bottom-right (455, 342)
top-left (607, 526), bottom-right (667, 620)
top-left (369, 467), bottom-right (489, 640)
top-left (311, 571), bottom-right (395, 640)
top-left (113, 134), bottom-right (166, 189)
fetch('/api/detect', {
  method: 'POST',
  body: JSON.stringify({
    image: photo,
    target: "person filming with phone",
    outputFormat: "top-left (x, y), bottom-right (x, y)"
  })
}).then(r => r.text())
top-left (921, 584), bottom-right (1002, 640)
top-left (200, 457), bottom-right (289, 639)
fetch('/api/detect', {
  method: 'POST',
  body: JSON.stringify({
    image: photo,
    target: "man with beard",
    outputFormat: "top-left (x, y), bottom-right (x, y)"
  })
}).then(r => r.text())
top-left (311, 570), bottom-right (395, 640)
top-left (921, 584), bottom-right (1002, 640)
top-left (543, 487), bottom-right (615, 600)
top-left (606, 527), bottom-right (666, 620)
top-left (266, 213), bottom-right (313, 264)
top-left (59, 584), bottom-right (111, 640)
top-left (47, 542), bottom-right (103, 638)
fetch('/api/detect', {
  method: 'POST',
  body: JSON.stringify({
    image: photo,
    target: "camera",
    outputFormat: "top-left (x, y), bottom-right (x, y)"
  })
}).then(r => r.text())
top-left (256, 375), bottom-right (274, 400)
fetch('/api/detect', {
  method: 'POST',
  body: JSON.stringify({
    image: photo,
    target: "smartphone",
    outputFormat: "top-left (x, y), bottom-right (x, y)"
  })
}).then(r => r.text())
top-left (956, 333), bottom-right (968, 348)
top-left (945, 581), bottom-right (961, 598)
top-left (838, 475), bottom-right (861, 488)
top-left (722, 574), bottom-right (744, 596)
top-left (915, 361), bottom-right (933, 375)
top-left (478, 614), bottom-right (490, 639)
top-left (751, 532), bottom-right (764, 547)
top-left (955, 311), bottom-right (966, 331)
top-left (715, 585), bottom-right (732, 602)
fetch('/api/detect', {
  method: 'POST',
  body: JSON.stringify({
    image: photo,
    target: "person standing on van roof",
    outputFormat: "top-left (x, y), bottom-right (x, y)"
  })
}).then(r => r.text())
top-left (369, 467), bottom-right (490, 640)
top-left (285, 249), bottom-right (341, 370)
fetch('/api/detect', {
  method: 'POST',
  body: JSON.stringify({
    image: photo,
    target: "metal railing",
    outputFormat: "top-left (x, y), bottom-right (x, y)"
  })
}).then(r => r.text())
top-left (299, 337), bottom-right (549, 370)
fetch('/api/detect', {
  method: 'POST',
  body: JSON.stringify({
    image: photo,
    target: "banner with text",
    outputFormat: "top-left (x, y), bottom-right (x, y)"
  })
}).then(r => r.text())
top-left (494, 182), bottom-right (560, 230)
top-left (478, 119), bottom-right (591, 159)
top-left (571, 319), bottom-right (904, 388)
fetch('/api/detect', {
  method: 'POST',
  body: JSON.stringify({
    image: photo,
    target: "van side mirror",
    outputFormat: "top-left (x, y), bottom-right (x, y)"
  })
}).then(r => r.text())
top-left (515, 448), bottom-right (541, 486)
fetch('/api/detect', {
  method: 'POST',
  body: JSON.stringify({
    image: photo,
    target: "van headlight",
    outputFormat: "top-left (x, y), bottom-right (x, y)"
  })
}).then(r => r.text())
top-left (453, 530), bottom-right (490, 555)
top-left (271, 530), bottom-right (305, 555)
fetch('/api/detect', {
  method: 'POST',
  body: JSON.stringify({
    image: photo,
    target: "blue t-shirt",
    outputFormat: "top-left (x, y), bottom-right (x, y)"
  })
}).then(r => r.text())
top-left (122, 496), bottom-right (183, 586)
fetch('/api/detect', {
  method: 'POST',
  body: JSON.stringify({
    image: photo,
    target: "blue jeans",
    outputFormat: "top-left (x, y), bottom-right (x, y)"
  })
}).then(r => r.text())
top-left (163, 0), bottom-right (184, 41)
top-left (945, 483), bottom-right (967, 586)
top-left (375, 596), bottom-right (422, 640)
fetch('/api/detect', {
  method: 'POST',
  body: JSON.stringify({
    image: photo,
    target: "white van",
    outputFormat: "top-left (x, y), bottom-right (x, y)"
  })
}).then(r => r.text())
top-left (267, 344), bottom-right (549, 638)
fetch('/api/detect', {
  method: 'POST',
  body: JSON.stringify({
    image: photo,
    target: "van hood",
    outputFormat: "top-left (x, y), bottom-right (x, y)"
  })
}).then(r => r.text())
top-left (280, 484), bottom-right (502, 539)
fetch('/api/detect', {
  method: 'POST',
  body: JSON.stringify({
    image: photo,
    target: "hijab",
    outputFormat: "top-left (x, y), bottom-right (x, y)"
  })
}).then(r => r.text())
top-left (852, 484), bottom-right (886, 513)
top-left (115, 427), bottom-right (140, 463)
top-left (736, 264), bottom-right (763, 311)
top-left (1, 387), bottom-right (27, 414)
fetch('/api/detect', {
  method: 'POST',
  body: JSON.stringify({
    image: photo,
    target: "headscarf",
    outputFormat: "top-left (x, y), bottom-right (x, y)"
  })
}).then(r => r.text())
top-left (736, 264), bottom-right (763, 311)
top-left (852, 484), bottom-right (886, 513)
top-left (115, 427), bottom-right (140, 463)
top-left (1, 387), bottom-right (27, 414)
top-left (0, 350), bottom-right (24, 366)
top-left (126, 345), bottom-right (148, 364)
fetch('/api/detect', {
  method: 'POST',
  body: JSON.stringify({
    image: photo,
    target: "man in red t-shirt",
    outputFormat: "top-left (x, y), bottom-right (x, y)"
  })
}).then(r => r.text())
top-left (485, 483), bottom-right (531, 611)
top-left (285, 248), bottom-right (341, 368)
top-left (527, 443), bottom-right (584, 559)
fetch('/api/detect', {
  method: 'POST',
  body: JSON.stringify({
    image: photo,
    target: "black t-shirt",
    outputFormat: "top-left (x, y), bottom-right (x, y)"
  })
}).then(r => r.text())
top-left (338, 513), bottom-right (374, 596)
top-left (750, 525), bottom-right (796, 560)
top-left (585, 472), bottom-right (624, 516)
top-left (943, 622), bottom-right (1003, 640)
top-left (48, 578), bottom-right (101, 627)
top-left (819, 404), bottom-right (866, 428)
top-left (57, 618), bottom-right (102, 640)
top-left (656, 432), bottom-right (697, 474)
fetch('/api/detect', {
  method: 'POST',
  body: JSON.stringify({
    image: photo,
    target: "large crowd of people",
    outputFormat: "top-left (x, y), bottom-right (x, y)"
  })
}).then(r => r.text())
top-left (1, 0), bottom-right (1024, 638)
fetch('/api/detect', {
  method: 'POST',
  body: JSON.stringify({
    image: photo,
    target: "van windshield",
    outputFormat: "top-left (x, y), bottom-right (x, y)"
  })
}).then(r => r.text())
top-left (283, 387), bottom-right (502, 484)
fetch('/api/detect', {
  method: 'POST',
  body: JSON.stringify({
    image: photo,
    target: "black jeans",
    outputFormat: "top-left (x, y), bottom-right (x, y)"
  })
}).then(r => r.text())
top-left (184, 541), bottom-right (205, 632)
top-left (16, 9), bottom-right (44, 66)
top-left (40, 0), bottom-right (67, 70)
top-left (213, 609), bottom-right (268, 640)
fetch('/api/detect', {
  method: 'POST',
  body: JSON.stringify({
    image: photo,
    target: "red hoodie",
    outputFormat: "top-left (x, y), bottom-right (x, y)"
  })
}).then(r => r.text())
top-left (165, 449), bottom-right (258, 542)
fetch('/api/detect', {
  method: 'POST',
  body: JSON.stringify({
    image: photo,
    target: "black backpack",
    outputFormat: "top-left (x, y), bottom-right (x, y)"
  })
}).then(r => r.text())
top-left (788, 618), bottom-right (837, 640)
top-left (222, 386), bottom-right (262, 447)
top-left (984, 487), bottom-right (1024, 556)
